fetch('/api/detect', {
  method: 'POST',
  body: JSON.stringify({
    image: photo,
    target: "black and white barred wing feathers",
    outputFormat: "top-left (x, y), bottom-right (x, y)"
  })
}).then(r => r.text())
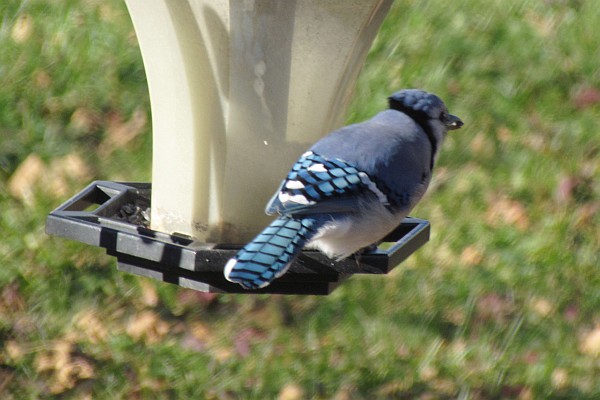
top-left (265, 151), bottom-right (390, 216)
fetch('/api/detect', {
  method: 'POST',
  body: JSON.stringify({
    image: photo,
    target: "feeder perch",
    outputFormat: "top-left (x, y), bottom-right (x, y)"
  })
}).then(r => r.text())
top-left (46, 181), bottom-right (430, 294)
top-left (45, 1), bottom-right (431, 295)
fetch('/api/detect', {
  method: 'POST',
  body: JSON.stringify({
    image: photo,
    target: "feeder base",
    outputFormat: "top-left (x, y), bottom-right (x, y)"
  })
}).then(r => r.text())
top-left (46, 181), bottom-right (430, 295)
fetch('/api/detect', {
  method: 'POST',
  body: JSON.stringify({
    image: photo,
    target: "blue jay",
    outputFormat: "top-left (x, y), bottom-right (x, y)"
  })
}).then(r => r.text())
top-left (225, 89), bottom-right (463, 289)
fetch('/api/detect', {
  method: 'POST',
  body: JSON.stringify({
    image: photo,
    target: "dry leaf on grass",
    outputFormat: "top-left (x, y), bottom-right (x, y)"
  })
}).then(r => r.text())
top-left (278, 383), bottom-right (304, 400)
top-left (99, 107), bottom-right (147, 157)
top-left (460, 245), bottom-right (484, 266)
top-left (126, 311), bottom-right (170, 344)
top-left (33, 69), bottom-right (52, 89)
top-left (172, 288), bottom-right (218, 315)
top-left (5, 340), bottom-right (25, 362)
top-left (69, 107), bottom-right (102, 134)
top-left (496, 126), bottom-right (513, 143)
top-left (524, 10), bottom-right (558, 38)
top-left (470, 132), bottom-right (495, 158)
top-left (572, 86), bottom-right (600, 109)
top-left (579, 325), bottom-right (600, 356)
top-left (529, 297), bottom-right (554, 318)
top-left (574, 202), bottom-right (600, 230)
top-left (212, 347), bottom-right (233, 363)
top-left (180, 333), bottom-right (207, 353)
top-left (47, 153), bottom-right (93, 198)
top-left (72, 310), bottom-right (108, 344)
top-left (552, 368), bottom-right (569, 390)
top-left (476, 293), bottom-right (515, 324)
top-left (139, 280), bottom-right (159, 307)
top-left (0, 282), bottom-right (26, 314)
top-left (7, 153), bottom-right (92, 205)
top-left (11, 14), bottom-right (34, 43)
top-left (234, 327), bottom-right (266, 358)
top-left (7, 154), bottom-right (45, 206)
top-left (34, 340), bottom-right (95, 394)
top-left (485, 197), bottom-right (529, 231)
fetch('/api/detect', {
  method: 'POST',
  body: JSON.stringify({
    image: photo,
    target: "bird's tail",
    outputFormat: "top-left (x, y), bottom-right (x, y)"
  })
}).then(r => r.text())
top-left (224, 216), bottom-right (318, 289)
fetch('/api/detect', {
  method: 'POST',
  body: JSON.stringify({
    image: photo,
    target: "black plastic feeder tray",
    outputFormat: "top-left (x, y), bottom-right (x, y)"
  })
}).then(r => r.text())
top-left (46, 181), bottom-right (430, 295)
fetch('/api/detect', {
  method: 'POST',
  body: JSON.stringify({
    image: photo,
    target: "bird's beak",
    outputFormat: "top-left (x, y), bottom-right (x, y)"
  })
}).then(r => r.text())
top-left (445, 114), bottom-right (463, 130)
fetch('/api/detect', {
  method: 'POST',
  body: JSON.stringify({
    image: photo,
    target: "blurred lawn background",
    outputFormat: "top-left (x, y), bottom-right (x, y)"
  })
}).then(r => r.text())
top-left (0, 0), bottom-right (599, 398)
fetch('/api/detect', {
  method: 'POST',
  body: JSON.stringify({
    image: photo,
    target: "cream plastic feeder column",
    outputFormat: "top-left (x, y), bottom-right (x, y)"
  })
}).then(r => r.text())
top-left (125, 0), bottom-right (393, 243)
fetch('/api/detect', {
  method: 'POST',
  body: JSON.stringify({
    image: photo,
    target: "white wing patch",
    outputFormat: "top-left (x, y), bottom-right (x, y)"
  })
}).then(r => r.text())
top-left (307, 163), bottom-right (327, 172)
top-left (285, 180), bottom-right (305, 189)
top-left (358, 172), bottom-right (389, 205)
top-left (278, 191), bottom-right (311, 205)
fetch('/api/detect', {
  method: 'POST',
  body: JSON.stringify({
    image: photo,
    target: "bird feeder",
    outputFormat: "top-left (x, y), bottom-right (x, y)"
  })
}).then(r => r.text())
top-left (46, 0), bottom-right (431, 295)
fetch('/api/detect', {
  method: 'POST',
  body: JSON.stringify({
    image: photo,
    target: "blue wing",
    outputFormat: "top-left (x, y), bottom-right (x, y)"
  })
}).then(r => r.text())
top-left (266, 151), bottom-right (389, 216)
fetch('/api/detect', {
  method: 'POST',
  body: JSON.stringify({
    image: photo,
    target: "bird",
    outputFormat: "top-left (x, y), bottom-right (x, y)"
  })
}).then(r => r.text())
top-left (224, 89), bottom-right (463, 289)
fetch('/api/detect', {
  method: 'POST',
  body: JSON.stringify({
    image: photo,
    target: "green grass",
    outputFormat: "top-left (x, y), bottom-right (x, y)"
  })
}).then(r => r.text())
top-left (1, 0), bottom-right (599, 398)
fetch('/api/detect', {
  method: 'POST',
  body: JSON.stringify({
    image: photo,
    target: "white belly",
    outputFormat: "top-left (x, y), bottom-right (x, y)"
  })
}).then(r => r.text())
top-left (306, 201), bottom-right (408, 260)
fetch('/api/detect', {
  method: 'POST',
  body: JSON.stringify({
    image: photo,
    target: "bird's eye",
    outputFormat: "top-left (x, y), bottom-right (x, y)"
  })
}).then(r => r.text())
top-left (439, 111), bottom-right (447, 120)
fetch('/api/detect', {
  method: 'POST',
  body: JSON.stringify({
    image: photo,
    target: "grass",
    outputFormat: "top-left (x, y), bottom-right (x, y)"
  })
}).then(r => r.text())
top-left (1, 0), bottom-right (599, 398)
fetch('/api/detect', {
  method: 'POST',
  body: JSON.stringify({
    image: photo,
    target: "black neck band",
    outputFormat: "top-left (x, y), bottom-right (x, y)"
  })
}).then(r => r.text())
top-left (389, 100), bottom-right (436, 170)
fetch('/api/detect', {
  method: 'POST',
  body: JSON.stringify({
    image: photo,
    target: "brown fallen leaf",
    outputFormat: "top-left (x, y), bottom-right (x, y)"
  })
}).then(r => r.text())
top-left (99, 107), bottom-right (147, 156)
top-left (5, 340), bottom-right (25, 362)
top-left (470, 132), bottom-right (495, 158)
top-left (234, 328), bottom-right (266, 357)
top-left (1, 281), bottom-right (26, 313)
top-left (189, 321), bottom-right (213, 343)
top-left (579, 325), bottom-right (600, 356)
top-left (460, 245), bottom-right (484, 266)
top-left (555, 176), bottom-right (580, 205)
top-left (476, 293), bottom-right (514, 324)
top-left (278, 383), bottom-right (304, 400)
top-left (46, 153), bottom-right (93, 198)
top-left (574, 202), bottom-right (600, 230)
top-left (485, 196), bottom-right (530, 231)
top-left (332, 386), bottom-right (354, 400)
top-left (572, 86), bottom-right (600, 109)
top-left (11, 14), bottom-right (34, 43)
top-left (7, 153), bottom-right (45, 206)
top-left (180, 332), bottom-right (207, 353)
top-left (496, 126), bottom-right (513, 143)
top-left (72, 310), bottom-right (108, 344)
top-left (34, 340), bottom-right (95, 394)
top-left (51, 356), bottom-right (94, 394)
top-left (564, 304), bottom-right (579, 322)
top-left (33, 69), bottom-right (52, 89)
top-left (139, 280), bottom-right (159, 307)
top-left (126, 311), bottom-right (170, 344)
top-left (525, 10), bottom-right (557, 38)
top-left (99, 4), bottom-right (119, 22)
top-left (173, 288), bottom-right (218, 315)
top-left (8, 153), bottom-right (93, 205)
top-left (529, 297), bottom-right (554, 318)
top-left (522, 350), bottom-right (539, 364)
top-left (551, 368), bottom-right (569, 390)
top-left (8, 152), bottom-right (94, 205)
top-left (517, 387), bottom-right (534, 400)
top-left (69, 107), bottom-right (102, 134)
top-left (212, 347), bottom-right (233, 363)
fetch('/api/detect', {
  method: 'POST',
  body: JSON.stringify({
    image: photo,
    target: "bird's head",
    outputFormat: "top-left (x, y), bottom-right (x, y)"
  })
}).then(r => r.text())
top-left (388, 89), bottom-right (463, 133)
